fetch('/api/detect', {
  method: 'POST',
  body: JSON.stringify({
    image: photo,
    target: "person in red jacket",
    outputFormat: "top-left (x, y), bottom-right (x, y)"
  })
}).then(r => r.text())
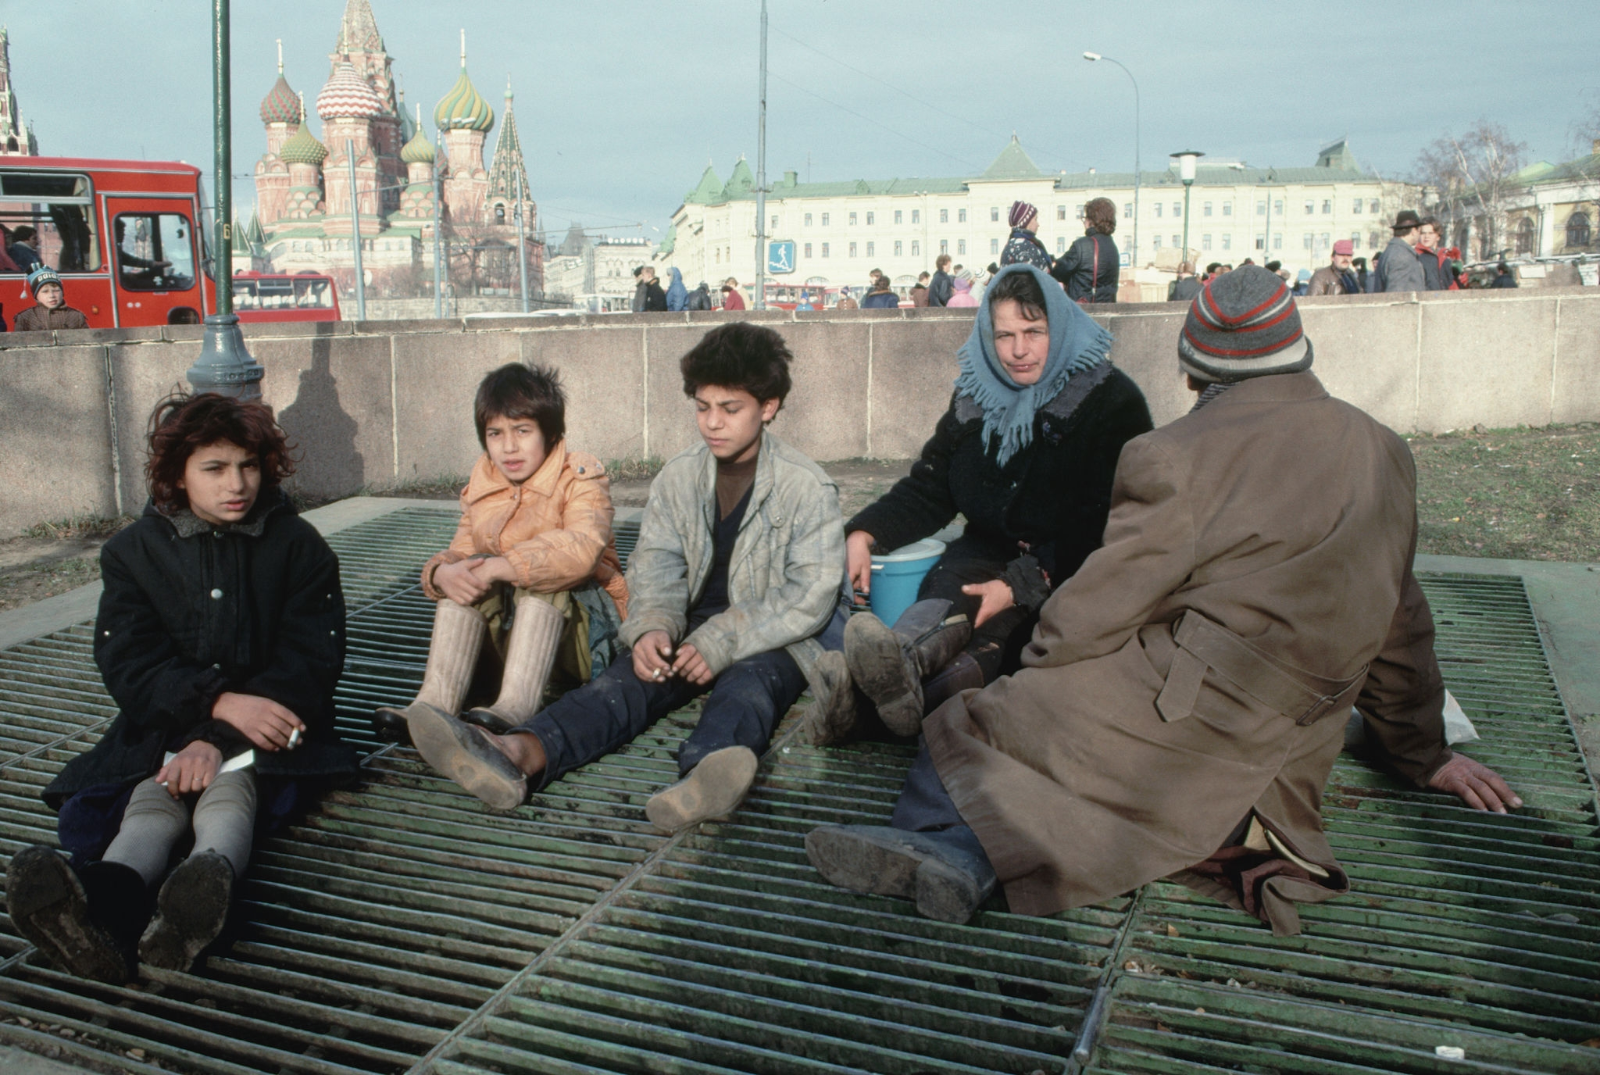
top-left (721, 277), bottom-right (746, 310)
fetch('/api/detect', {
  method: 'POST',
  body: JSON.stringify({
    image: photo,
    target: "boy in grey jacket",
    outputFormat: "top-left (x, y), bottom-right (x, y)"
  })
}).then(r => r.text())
top-left (409, 323), bottom-right (849, 829)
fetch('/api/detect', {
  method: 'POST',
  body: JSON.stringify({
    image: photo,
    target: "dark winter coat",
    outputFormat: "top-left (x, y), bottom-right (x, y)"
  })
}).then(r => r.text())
top-left (1169, 276), bottom-right (1202, 303)
top-left (1052, 231), bottom-right (1120, 303)
top-left (12, 304), bottom-right (89, 331)
top-left (1000, 227), bottom-right (1054, 272)
top-left (44, 493), bottom-right (358, 810)
top-left (846, 364), bottom-right (1153, 614)
top-left (861, 288), bottom-right (899, 309)
top-left (928, 270), bottom-right (954, 307)
top-left (643, 280), bottom-right (668, 311)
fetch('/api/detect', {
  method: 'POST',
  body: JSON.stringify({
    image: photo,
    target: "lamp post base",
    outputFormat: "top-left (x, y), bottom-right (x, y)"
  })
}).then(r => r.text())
top-left (186, 313), bottom-right (264, 400)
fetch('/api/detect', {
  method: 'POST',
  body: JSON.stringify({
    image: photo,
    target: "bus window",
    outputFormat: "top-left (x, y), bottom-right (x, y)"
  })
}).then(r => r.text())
top-left (114, 213), bottom-right (196, 291)
top-left (231, 278), bottom-right (261, 309)
top-left (294, 277), bottom-right (333, 308)
top-left (0, 171), bottom-right (100, 272)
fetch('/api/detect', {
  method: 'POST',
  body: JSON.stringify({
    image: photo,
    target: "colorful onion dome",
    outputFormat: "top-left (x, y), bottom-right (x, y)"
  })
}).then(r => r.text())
top-left (260, 73), bottom-right (300, 125)
top-left (278, 123), bottom-right (329, 166)
top-left (434, 65), bottom-right (493, 132)
top-left (316, 59), bottom-right (383, 120)
top-left (400, 124), bottom-right (436, 166)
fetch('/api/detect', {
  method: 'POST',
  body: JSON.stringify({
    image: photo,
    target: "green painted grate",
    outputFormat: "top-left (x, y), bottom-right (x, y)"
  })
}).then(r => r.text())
top-left (0, 508), bottom-right (1593, 1075)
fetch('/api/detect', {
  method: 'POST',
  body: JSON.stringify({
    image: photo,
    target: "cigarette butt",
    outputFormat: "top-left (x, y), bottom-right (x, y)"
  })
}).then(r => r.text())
top-left (288, 728), bottom-right (302, 749)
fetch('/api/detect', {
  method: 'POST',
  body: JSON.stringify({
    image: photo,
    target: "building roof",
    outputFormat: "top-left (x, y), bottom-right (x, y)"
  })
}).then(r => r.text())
top-left (559, 224), bottom-right (588, 256)
top-left (279, 123), bottom-right (329, 166)
top-left (434, 36), bottom-right (493, 132)
top-left (1519, 151), bottom-right (1600, 187)
top-left (260, 72), bottom-right (300, 126)
top-left (400, 122), bottom-right (435, 166)
top-left (1315, 138), bottom-right (1360, 171)
top-left (684, 164), bottom-right (723, 205)
top-left (336, 0), bottom-right (384, 55)
top-left (977, 135), bottom-right (1043, 181)
top-left (486, 84), bottom-right (530, 202)
top-left (317, 59), bottom-right (383, 120)
top-left (723, 157), bottom-right (755, 198)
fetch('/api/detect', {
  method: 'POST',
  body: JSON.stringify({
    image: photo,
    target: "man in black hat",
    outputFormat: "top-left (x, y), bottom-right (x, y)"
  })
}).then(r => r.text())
top-left (1377, 210), bottom-right (1426, 293)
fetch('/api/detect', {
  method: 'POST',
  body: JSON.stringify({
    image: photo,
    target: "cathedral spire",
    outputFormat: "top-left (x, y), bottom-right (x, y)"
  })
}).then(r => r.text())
top-left (0, 26), bottom-right (39, 156)
top-left (487, 79), bottom-right (529, 204)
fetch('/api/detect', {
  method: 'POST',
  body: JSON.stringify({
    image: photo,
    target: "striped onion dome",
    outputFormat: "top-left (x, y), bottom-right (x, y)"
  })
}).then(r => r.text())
top-left (278, 123), bottom-right (329, 166)
top-left (260, 73), bottom-right (300, 125)
top-left (399, 125), bottom-right (436, 166)
top-left (316, 60), bottom-right (383, 120)
top-left (434, 65), bottom-right (493, 132)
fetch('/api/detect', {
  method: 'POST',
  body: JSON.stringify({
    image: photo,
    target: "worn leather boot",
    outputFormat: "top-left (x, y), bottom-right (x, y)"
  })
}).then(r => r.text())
top-left (373, 598), bottom-right (488, 743)
top-left (920, 652), bottom-right (985, 715)
top-left (805, 823), bottom-right (997, 923)
top-left (464, 594), bottom-right (565, 734)
top-left (6, 847), bottom-right (139, 984)
top-left (844, 600), bottom-right (972, 737)
top-left (802, 650), bottom-right (859, 747)
top-left (139, 851), bottom-right (234, 973)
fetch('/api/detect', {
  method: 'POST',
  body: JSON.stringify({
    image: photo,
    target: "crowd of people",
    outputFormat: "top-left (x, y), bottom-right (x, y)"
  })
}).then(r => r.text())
top-left (6, 260), bottom-right (1520, 985)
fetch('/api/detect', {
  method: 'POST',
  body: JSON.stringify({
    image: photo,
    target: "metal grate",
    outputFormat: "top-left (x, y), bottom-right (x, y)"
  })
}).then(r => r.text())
top-left (0, 511), bottom-right (1594, 1075)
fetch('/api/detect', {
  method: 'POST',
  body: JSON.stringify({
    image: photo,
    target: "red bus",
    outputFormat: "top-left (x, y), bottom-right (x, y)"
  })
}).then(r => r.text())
top-left (232, 271), bottom-right (341, 323)
top-left (0, 156), bottom-right (215, 330)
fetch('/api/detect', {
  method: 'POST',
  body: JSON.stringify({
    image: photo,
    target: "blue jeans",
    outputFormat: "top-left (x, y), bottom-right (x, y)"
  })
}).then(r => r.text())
top-left (518, 645), bottom-right (808, 791)
top-left (891, 738), bottom-right (996, 872)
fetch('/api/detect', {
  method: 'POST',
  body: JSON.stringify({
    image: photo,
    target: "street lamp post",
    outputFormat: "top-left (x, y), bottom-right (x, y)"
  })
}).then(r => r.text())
top-left (347, 139), bottom-right (367, 322)
top-left (753, 0), bottom-right (768, 310)
top-left (1172, 150), bottom-right (1203, 271)
top-left (1083, 51), bottom-right (1139, 271)
top-left (187, 0), bottom-right (265, 399)
top-left (515, 168), bottom-right (529, 313)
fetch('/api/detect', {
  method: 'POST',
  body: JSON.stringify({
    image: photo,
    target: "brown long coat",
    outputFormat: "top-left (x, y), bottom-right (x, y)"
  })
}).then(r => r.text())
top-left (924, 370), bottom-right (1452, 935)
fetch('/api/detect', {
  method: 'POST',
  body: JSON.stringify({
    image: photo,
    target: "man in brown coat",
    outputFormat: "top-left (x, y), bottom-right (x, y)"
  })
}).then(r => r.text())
top-left (807, 266), bottom-right (1518, 935)
top-left (1306, 239), bottom-right (1359, 297)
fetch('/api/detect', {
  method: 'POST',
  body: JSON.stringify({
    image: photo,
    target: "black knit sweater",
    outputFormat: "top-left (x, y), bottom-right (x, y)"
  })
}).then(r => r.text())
top-left (847, 364), bottom-right (1153, 606)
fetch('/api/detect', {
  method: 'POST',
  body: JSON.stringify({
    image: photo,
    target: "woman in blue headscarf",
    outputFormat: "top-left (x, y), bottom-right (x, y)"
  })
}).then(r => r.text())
top-left (664, 267), bottom-right (689, 312)
top-left (808, 264), bottom-right (1153, 743)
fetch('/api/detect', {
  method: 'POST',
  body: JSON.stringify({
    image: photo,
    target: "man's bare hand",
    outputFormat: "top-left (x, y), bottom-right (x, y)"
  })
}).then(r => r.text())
top-left (212, 691), bottom-right (304, 752)
top-left (1427, 753), bottom-right (1523, 814)
top-left (846, 531), bottom-right (875, 597)
top-left (632, 630), bottom-right (675, 683)
top-left (156, 741), bottom-right (222, 797)
top-left (960, 579), bottom-right (1015, 628)
top-left (671, 643), bottom-right (714, 686)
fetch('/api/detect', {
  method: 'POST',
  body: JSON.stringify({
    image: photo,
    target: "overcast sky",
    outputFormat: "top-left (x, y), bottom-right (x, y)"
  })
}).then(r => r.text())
top-left (6, 1), bottom-right (1596, 241)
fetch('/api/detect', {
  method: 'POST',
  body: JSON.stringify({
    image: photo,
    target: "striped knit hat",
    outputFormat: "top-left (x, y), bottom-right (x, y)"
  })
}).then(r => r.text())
top-left (1008, 200), bottom-right (1038, 229)
top-left (1178, 265), bottom-right (1312, 383)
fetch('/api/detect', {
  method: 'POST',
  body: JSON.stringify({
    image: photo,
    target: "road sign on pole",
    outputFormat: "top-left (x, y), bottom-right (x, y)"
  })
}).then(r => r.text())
top-left (767, 241), bottom-right (795, 275)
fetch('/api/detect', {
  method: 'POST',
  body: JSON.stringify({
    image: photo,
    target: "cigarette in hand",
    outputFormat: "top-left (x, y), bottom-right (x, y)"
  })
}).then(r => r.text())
top-left (288, 727), bottom-right (302, 749)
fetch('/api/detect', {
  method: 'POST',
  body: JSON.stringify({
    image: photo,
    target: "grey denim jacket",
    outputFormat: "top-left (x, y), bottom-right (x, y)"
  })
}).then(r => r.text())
top-left (618, 430), bottom-right (848, 692)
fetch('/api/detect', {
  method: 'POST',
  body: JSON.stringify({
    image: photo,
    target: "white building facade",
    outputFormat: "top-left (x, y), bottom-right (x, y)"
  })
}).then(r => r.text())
top-left (658, 139), bottom-right (1420, 299)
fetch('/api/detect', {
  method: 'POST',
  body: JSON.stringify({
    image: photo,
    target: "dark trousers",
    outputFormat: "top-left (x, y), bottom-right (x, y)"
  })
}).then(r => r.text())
top-left (890, 738), bottom-right (995, 871)
top-left (917, 539), bottom-right (1038, 682)
top-left (518, 645), bottom-right (808, 792)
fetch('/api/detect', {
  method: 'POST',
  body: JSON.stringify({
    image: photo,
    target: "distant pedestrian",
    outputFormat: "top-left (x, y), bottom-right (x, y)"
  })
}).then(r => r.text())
top-left (1168, 261), bottom-right (1201, 302)
top-left (1377, 211), bottom-right (1426, 293)
top-left (946, 268), bottom-right (978, 307)
top-left (1051, 197), bottom-right (1120, 303)
top-left (721, 277), bottom-right (746, 311)
top-left (1000, 201), bottom-right (1053, 271)
top-left (861, 276), bottom-right (899, 309)
top-left (1293, 269), bottom-right (1311, 296)
top-left (1416, 218), bottom-right (1457, 291)
top-left (910, 272), bottom-right (930, 307)
top-left (686, 281), bottom-right (713, 311)
top-left (1491, 263), bottom-right (1518, 289)
top-left (631, 266), bottom-right (646, 313)
top-left (13, 267), bottom-right (88, 331)
top-left (1203, 262), bottom-right (1223, 282)
top-left (928, 254), bottom-right (954, 307)
top-left (836, 289), bottom-right (859, 310)
top-left (637, 266), bottom-right (667, 311)
top-left (1351, 257), bottom-right (1369, 293)
top-left (1306, 239), bottom-right (1360, 296)
top-left (665, 267), bottom-right (689, 311)
top-left (8, 225), bottom-right (42, 274)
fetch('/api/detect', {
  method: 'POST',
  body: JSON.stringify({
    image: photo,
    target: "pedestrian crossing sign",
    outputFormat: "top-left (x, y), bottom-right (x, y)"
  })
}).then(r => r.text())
top-left (768, 241), bottom-right (795, 275)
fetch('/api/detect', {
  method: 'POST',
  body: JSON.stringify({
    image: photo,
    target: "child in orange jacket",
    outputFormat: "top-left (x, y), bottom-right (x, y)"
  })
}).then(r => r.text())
top-left (375, 364), bottom-right (628, 748)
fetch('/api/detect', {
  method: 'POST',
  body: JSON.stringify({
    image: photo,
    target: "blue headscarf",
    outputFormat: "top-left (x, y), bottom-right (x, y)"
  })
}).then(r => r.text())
top-left (665, 267), bottom-right (688, 311)
top-left (953, 263), bottom-right (1112, 466)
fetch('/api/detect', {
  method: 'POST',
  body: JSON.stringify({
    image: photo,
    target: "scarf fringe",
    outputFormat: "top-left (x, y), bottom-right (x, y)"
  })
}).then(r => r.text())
top-left (955, 318), bottom-right (1112, 467)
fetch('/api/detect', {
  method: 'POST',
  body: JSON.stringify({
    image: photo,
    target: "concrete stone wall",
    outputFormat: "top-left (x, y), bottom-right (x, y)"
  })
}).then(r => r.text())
top-left (0, 287), bottom-right (1596, 536)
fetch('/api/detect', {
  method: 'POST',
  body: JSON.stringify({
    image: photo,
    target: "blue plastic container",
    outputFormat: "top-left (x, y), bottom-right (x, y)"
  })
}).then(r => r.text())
top-left (868, 538), bottom-right (946, 626)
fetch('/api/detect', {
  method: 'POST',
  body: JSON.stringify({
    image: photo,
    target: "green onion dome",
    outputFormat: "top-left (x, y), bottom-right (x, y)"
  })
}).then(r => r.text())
top-left (400, 125), bottom-right (436, 166)
top-left (278, 123), bottom-right (329, 166)
top-left (434, 65), bottom-right (493, 132)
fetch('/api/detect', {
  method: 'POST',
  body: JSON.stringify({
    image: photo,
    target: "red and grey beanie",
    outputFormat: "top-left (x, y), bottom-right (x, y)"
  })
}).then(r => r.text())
top-left (1178, 265), bottom-right (1312, 383)
top-left (1008, 200), bottom-right (1038, 229)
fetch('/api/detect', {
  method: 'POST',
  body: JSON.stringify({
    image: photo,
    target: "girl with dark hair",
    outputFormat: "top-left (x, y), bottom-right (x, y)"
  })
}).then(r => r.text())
top-left (6, 393), bottom-right (357, 983)
top-left (807, 264), bottom-right (1152, 745)
top-left (375, 363), bottom-right (630, 760)
top-left (1051, 197), bottom-right (1121, 304)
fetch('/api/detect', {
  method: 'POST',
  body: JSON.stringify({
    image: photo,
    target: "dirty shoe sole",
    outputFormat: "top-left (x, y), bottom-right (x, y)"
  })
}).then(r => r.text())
top-left (5, 846), bottom-right (130, 983)
top-left (139, 851), bottom-right (233, 973)
top-left (804, 825), bottom-right (985, 924)
top-left (843, 615), bottom-right (922, 736)
top-left (407, 703), bottom-right (528, 811)
top-left (645, 746), bottom-right (759, 832)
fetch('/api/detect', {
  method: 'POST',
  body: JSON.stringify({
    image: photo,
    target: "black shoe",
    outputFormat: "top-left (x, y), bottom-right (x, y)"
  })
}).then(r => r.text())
top-left (6, 846), bottom-right (133, 983)
top-left (139, 851), bottom-right (234, 973)
top-left (805, 824), bottom-right (996, 923)
top-left (407, 703), bottom-right (528, 811)
top-left (371, 705), bottom-right (413, 746)
top-left (460, 706), bottom-right (517, 736)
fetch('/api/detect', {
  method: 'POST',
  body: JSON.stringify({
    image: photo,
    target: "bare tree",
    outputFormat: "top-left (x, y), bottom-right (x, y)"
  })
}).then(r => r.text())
top-left (1414, 120), bottom-right (1529, 260)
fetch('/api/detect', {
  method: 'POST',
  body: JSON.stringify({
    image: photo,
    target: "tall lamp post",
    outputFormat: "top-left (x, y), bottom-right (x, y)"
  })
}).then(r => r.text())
top-left (1083, 51), bottom-right (1139, 271)
top-left (753, 0), bottom-right (768, 310)
top-left (187, 0), bottom-right (264, 399)
top-left (1172, 150), bottom-right (1203, 270)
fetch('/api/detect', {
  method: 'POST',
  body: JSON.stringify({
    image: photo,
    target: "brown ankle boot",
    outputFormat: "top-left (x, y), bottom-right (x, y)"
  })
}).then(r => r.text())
top-left (844, 600), bottom-right (971, 737)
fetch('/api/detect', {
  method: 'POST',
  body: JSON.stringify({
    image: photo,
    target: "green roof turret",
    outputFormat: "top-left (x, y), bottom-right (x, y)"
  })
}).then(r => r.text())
top-left (433, 30), bottom-right (494, 133)
top-left (400, 104), bottom-right (436, 164)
